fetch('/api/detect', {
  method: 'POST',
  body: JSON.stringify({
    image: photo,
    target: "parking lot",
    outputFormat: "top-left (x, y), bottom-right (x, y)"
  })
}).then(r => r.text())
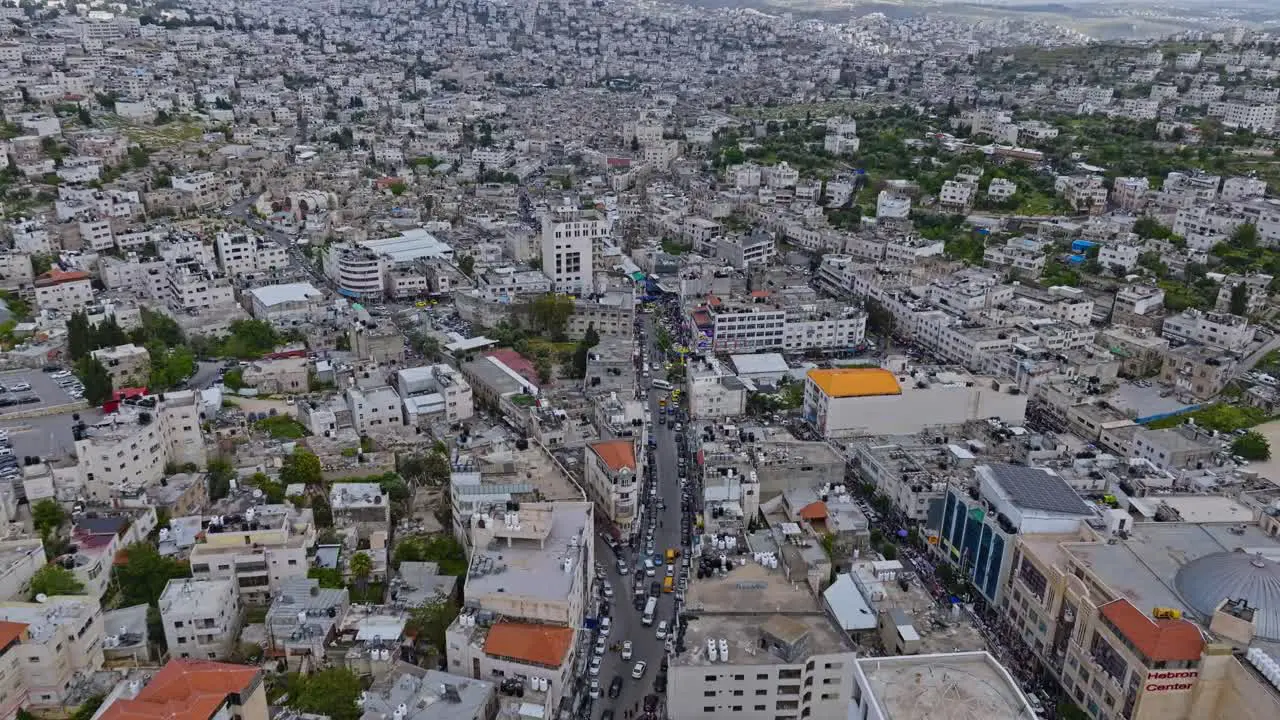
top-left (0, 369), bottom-right (82, 418)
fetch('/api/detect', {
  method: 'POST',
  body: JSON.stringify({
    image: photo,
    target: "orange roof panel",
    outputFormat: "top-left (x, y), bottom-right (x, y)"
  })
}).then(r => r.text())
top-left (798, 501), bottom-right (828, 521)
top-left (590, 439), bottom-right (636, 472)
top-left (98, 659), bottom-right (260, 720)
top-left (0, 620), bottom-right (26, 650)
top-left (1098, 599), bottom-right (1204, 662)
top-left (806, 368), bottom-right (901, 399)
top-left (484, 621), bottom-right (574, 667)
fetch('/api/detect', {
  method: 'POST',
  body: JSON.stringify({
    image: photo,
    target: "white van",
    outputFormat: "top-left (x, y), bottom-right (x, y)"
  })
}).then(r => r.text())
top-left (651, 378), bottom-right (672, 391)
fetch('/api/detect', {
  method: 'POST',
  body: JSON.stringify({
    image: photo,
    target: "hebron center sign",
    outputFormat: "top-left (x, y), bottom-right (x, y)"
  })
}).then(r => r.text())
top-left (1145, 670), bottom-right (1199, 693)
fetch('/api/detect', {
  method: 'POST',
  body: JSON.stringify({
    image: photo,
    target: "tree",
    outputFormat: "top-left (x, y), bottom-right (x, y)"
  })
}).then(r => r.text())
top-left (287, 668), bottom-right (362, 720)
top-left (1229, 282), bottom-right (1249, 316)
top-left (570, 324), bottom-right (600, 379)
top-left (405, 597), bottom-right (460, 654)
top-left (114, 542), bottom-right (190, 607)
top-left (207, 457), bottom-right (235, 501)
top-left (75, 357), bottom-right (113, 406)
top-left (94, 317), bottom-right (128, 348)
top-left (32, 499), bottom-right (65, 538)
top-left (66, 311), bottom-right (92, 361)
top-left (457, 254), bottom-right (475, 277)
top-left (280, 447), bottom-right (323, 486)
top-left (1232, 431), bottom-right (1271, 461)
top-left (880, 542), bottom-right (898, 561)
top-left (29, 564), bottom-right (85, 599)
top-left (349, 551), bottom-right (372, 593)
top-left (1231, 223), bottom-right (1259, 250)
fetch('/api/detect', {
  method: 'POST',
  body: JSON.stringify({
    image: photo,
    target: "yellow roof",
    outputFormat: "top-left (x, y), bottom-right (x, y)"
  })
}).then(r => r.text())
top-left (806, 368), bottom-right (901, 398)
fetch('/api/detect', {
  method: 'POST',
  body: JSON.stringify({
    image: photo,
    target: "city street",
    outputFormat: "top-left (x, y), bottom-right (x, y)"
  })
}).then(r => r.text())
top-left (586, 312), bottom-right (686, 720)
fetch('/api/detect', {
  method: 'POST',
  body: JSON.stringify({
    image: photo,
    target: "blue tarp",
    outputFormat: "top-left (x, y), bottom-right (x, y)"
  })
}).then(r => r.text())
top-left (1067, 254), bottom-right (1085, 264)
top-left (1071, 240), bottom-right (1099, 253)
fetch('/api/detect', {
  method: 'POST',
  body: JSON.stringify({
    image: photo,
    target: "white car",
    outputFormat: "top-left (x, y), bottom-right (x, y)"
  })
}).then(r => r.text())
top-left (7, 383), bottom-right (29, 392)
top-left (621, 641), bottom-right (633, 660)
top-left (589, 679), bottom-right (601, 699)
top-left (589, 657), bottom-right (602, 676)
top-left (603, 582), bottom-right (614, 598)
top-left (655, 621), bottom-right (668, 640)
top-left (631, 661), bottom-right (648, 679)
top-left (594, 637), bottom-right (606, 655)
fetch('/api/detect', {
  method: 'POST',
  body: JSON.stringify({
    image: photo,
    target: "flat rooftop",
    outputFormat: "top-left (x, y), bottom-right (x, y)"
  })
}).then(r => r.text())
top-left (858, 652), bottom-right (1036, 720)
top-left (1158, 495), bottom-right (1254, 523)
top-left (678, 613), bottom-right (848, 667)
top-left (159, 577), bottom-right (234, 616)
top-left (1063, 521), bottom-right (1280, 617)
top-left (684, 562), bottom-right (820, 614)
top-left (466, 501), bottom-right (591, 604)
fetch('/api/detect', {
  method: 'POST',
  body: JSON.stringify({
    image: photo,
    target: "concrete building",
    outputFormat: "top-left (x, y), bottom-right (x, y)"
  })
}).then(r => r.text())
top-left (264, 578), bottom-right (350, 658)
top-left (325, 243), bottom-right (386, 300)
top-left (716, 231), bottom-right (776, 269)
top-left (362, 663), bottom-right (496, 720)
top-left (396, 364), bottom-right (475, 426)
top-left (692, 300), bottom-right (867, 354)
top-left (1161, 309), bottom-right (1252, 352)
top-left (802, 368), bottom-right (1026, 438)
top-left (96, 660), bottom-right (267, 720)
top-left (159, 577), bottom-right (242, 660)
top-left (347, 385), bottom-right (403, 434)
top-left (540, 205), bottom-right (606, 295)
top-left (75, 390), bottom-right (206, 502)
top-left (0, 621), bottom-right (27, 720)
top-left (33, 269), bottom-right (93, 312)
top-left (246, 282), bottom-right (326, 327)
top-left (445, 502), bottom-right (593, 720)
top-left (0, 596), bottom-right (104, 706)
top-left (928, 464), bottom-right (1094, 605)
top-left (348, 319), bottom-right (406, 365)
top-left (687, 356), bottom-right (749, 419)
top-left (0, 539), bottom-right (45, 602)
top-left (849, 652), bottom-right (1038, 720)
top-left (1160, 345), bottom-right (1237, 400)
top-left (188, 504), bottom-right (315, 605)
top-left (585, 439), bottom-right (641, 530)
top-left (330, 482), bottom-right (391, 536)
top-left (240, 357), bottom-right (309, 394)
top-left (214, 232), bottom-right (288, 276)
top-left (90, 344), bottom-right (151, 386)
top-left (852, 441), bottom-right (966, 523)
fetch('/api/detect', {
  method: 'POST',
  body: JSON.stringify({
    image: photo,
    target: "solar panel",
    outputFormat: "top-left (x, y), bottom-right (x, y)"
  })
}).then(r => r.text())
top-left (988, 463), bottom-right (1091, 516)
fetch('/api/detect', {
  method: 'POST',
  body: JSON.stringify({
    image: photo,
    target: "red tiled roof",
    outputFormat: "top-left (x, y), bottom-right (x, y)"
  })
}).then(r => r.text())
top-left (591, 439), bottom-right (636, 472)
top-left (798, 501), bottom-right (828, 521)
top-left (484, 621), bottom-right (573, 668)
top-left (485, 349), bottom-right (540, 386)
top-left (98, 660), bottom-right (260, 720)
top-left (34, 269), bottom-right (90, 287)
top-left (0, 621), bottom-right (27, 651)
top-left (1098, 599), bottom-right (1204, 662)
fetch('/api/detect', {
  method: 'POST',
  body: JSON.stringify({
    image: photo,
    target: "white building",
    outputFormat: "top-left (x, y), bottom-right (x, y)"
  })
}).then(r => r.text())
top-left (246, 282), bottom-right (326, 327)
top-left (189, 504), bottom-right (315, 605)
top-left (0, 596), bottom-right (104, 706)
top-left (33, 269), bottom-right (94, 312)
top-left (396, 364), bottom-right (475, 425)
top-left (214, 232), bottom-right (288, 277)
top-left (939, 180), bottom-right (976, 212)
top-left (540, 205), bottom-right (605, 295)
top-left (848, 652), bottom-right (1038, 720)
top-left (324, 243), bottom-right (386, 301)
top-left (824, 117), bottom-right (860, 155)
top-left (159, 577), bottom-right (242, 660)
top-left (876, 191), bottom-right (911, 219)
top-left (687, 357), bottom-right (749, 419)
top-left (987, 178), bottom-right (1017, 200)
top-left (75, 390), bottom-right (207, 502)
top-left (346, 385), bottom-right (403, 434)
top-left (1161, 309), bottom-right (1252, 351)
top-left (585, 439), bottom-right (641, 529)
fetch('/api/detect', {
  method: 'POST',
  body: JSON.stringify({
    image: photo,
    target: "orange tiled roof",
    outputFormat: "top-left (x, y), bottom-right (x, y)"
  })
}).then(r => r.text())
top-left (806, 368), bottom-right (902, 399)
top-left (1098, 599), bottom-right (1204, 662)
top-left (34, 269), bottom-right (90, 287)
top-left (97, 659), bottom-right (260, 720)
top-left (798, 501), bottom-right (828, 521)
top-left (484, 621), bottom-right (574, 667)
top-left (0, 620), bottom-right (26, 650)
top-left (591, 439), bottom-right (636, 472)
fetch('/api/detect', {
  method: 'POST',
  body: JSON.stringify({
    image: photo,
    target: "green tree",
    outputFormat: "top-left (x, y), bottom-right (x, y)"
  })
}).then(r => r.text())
top-left (207, 457), bottom-right (235, 501)
top-left (287, 668), bottom-right (362, 720)
top-left (93, 317), bottom-right (128, 348)
top-left (1232, 431), bottom-right (1271, 461)
top-left (75, 357), bottom-right (113, 406)
top-left (406, 329), bottom-right (441, 360)
top-left (349, 551), bottom-right (372, 593)
top-left (1231, 223), bottom-right (1259, 250)
top-left (457, 254), bottom-right (475, 277)
top-left (32, 499), bottom-right (65, 537)
top-left (66, 311), bottom-right (92, 361)
top-left (1229, 282), bottom-right (1249, 316)
top-left (114, 542), bottom-right (190, 607)
top-left (28, 564), bottom-right (85, 599)
top-left (1133, 217), bottom-right (1174, 240)
top-left (281, 447), bottom-right (323, 486)
top-left (570, 324), bottom-right (600, 379)
top-left (222, 367), bottom-right (244, 390)
top-left (405, 597), bottom-right (460, 654)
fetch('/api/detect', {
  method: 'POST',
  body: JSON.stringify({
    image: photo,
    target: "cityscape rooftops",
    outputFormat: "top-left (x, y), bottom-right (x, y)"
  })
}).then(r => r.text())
top-left (677, 612), bottom-right (848, 667)
top-left (0, 596), bottom-right (98, 643)
top-left (465, 501), bottom-right (591, 604)
top-left (361, 663), bottom-right (494, 720)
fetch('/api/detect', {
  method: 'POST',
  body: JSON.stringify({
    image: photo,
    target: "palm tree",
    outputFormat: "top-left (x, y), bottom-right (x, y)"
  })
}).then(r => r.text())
top-left (349, 551), bottom-right (373, 597)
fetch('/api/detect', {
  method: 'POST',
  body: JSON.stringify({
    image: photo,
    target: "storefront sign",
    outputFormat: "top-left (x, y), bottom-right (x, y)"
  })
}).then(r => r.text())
top-left (1145, 670), bottom-right (1198, 692)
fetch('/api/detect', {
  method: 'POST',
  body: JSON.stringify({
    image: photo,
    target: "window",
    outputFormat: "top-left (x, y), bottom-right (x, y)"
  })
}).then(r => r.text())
top-left (755, 706), bottom-right (766, 712)
top-left (703, 708), bottom-right (715, 713)
top-left (704, 691), bottom-right (716, 697)
top-left (704, 675), bottom-right (717, 682)
top-left (756, 689), bottom-right (768, 696)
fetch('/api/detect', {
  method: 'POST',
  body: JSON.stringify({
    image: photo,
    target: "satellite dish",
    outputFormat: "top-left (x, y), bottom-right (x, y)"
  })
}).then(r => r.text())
top-left (35, 593), bottom-right (48, 603)
top-left (252, 488), bottom-right (264, 499)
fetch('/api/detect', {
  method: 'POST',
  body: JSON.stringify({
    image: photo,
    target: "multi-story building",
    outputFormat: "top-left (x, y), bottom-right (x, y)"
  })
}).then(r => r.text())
top-left (330, 482), bottom-right (391, 537)
top-left (1160, 345), bottom-right (1237, 400)
top-left (852, 441), bottom-right (961, 523)
top-left (939, 179), bottom-right (977, 212)
top-left (445, 502), bottom-right (593, 720)
top-left (987, 178), bottom-right (1018, 201)
top-left (0, 252), bottom-right (32, 293)
top-left (214, 232), bottom-right (288, 277)
top-left (687, 357), bottom-right (748, 419)
top-left (540, 205), bottom-right (606, 295)
top-left (346, 385), bottom-right (403, 434)
top-left (33, 269), bottom-right (93, 312)
top-left (1111, 177), bottom-right (1150, 212)
top-left (928, 464), bottom-right (1094, 605)
top-left (159, 577), bottom-right (242, 660)
top-left (0, 596), bottom-right (104, 706)
top-left (167, 257), bottom-right (236, 312)
top-left (1215, 273), bottom-right (1272, 316)
top-left (97, 659), bottom-right (267, 720)
top-left (848, 652), bottom-right (1039, 720)
top-left (1161, 309), bottom-right (1252, 352)
top-left (585, 439), bottom-right (641, 530)
top-left (983, 236), bottom-right (1048, 278)
top-left (396, 364), bottom-right (475, 426)
top-left (74, 390), bottom-right (206, 501)
top-left (568, 294), bottom-right (635, 340)
top-left (90, 343), bottom-right (151, 385)
top-left (1209, 101), bottom-right (1278, 131)
top-left (803, 368), bottom-right (1026, 438)
top-left (188, 504), bottom-right (315, 605)
top-left (692, 298), bottom-right (866, 354)
top-left (0, 539), bottom-right (46, 602)
top-left (1113, 284), bottom-right (1167, 329)
top-left (1057, 175), bottom-right (1108, 214)
top-left (0, 621), bottom-right (27, 720)
top-left (171, 171), bottom-right (225, 208)
top-left (324, 243), bottom-right (386, 300)
top-left (716, 231), bottom-right (776, 269)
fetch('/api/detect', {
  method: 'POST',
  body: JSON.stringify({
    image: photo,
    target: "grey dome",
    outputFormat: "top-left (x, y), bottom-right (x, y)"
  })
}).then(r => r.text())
top-left (1174, 551), bottom-right (1280, 641)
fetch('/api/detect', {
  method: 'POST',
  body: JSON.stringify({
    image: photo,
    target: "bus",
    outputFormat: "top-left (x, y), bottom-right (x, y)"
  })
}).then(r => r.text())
top-left (642, 597), bottom-right (657, 625)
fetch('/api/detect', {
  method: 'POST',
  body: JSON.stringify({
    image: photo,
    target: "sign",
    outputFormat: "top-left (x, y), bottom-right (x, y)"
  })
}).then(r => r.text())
top-left (1145, 670), bottom-right (1198, 693)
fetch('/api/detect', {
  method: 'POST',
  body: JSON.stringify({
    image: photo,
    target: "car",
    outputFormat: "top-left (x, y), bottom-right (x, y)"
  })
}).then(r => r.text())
top-left (631, 661), bottom-right (648, 679)
top-left (589, 657), bottom-right (602, 676)
top-left (649, 581), bottom-right (660, 596)
top-left (589, 679), bottom-right (601, 699)
top-left (6, 383), bottom-right (29, 392)
top-left (608, 676), bottom-right (624, 699)
top-left (666, 564), bottom-right (674, 576)
top-left (654, 621), bottom-right (668, 640)
top-left (621, 640), bottom-right (633, 660)
top-left (603, 582), bottom-right (614, 598)
top-left (41, 365), bottom-right (60, 373)
top-left (594, 637), bottom-right (606, 655)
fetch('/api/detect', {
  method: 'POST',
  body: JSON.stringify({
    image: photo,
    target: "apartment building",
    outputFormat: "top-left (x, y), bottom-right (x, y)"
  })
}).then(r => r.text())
top-left (568, 294), bottom-right (635, 340)
top-left (167, 257), bottom-right (236, 311)
top-left (397, 364), bottom-right (475, 425)
top-left (324, 243), bottom-right (386, 300)
top-left (693, 299), bottom-right (866, 354)
top-left (852, 441), bottom-right (960, 523)
top-left (446, 502), bottom-right (593, 719)
top-left (540, 205), bottom-right (605, 295)
top-left (849, 652), bottom-right (1038, 720)
top-left (927, 464), bottom-right (1094, 605)
top-left (346, 385), bottom-right (403, 434)
top-left (983, 236), bottom-right (1048, 278)
top-left (1056, 176), bottom-right (1108, 215)
top-left (716, 231), bottom-right (776, 269)
top-left (189, 504), bottom-right (314, 605)
top-left (74, 390), bottom-right (206, 501)
top-left (330, 482), bottom-right (391, 536)
top-left (939, 179), bottom-right (977, 212)
top-left (90, 343), bottom-right (150, 385)
top-left (687, 357), bottom-right (749, 419)
top-left (1161, 309), bottom-right (1252, 352)
top-left (214, 232), bottom-right (288, 276)
top-left (0, 622), bottom-right (26, 720)
top-left (585, 439), bottom-right (641, 530)
top-left (1112, 284), bottom-right (1167, 330)
top-left (96, 660), bottom-right (267, 720)
top-left (240, 357), bottom-right (308, 394)
top-left (1209, 101), bottom-right (1278, 131)
top-left (78, 217), bottom-right (114, 251)
top-left (159, 577), bottom-right (242, 660)
top-left (0, 252), bottom-right (32, 292)
top-left (1215, 273), bottom-right (1272, 316)
top-left (1111, 177), bottom-right (1150, 212)
top-left (0, 596), bottom-right (104, 706)
top-left (1160, 345), bottom-right (1236, 400)
top-left (0, 539), bottom-right (45, 602)
top-left (171, 171), bottom-right (225, 208)
top-left (925, 270), bottom-right (1014, 318)
top-left (33, 269), bottom-right (93, 312)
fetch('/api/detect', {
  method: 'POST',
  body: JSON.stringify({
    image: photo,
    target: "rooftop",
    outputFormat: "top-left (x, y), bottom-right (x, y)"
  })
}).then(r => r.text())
top-left (361, 663), bottom-right (494, 720)
top-left (983, 464), bottom-right (1092, 516)
top-left (857, 652), bottom-right (1037, 720)
top-left (677, 613), bottom-right (849, 667)
top-left (806, 368), bottom-right (902, 399)
top-left (97, 659), bottom-right (260, 720)
top-left (247, 282), bottom-right (323, 307)
top-left (1098, 599), bottom-right (1205, 662)
top-left (589, 439), bottom-right (636, 472)
top-left (159, 578), bottom-right (234, 617)
top-left (483, 620), bottom-right (574, 668)
top-left (465, 501), bottom-right (591, 604)
top-left (0, 596), bottom-right (97, 643)
top-left (684, 561), bottom-right (820, 615)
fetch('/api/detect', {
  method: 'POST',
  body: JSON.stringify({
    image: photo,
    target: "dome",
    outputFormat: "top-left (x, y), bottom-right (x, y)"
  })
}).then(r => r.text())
top-left (1174, 551), bottom-right (1280, 641)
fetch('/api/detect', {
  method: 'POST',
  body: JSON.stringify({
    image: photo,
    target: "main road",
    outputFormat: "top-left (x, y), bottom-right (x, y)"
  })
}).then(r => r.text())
top-left (587, 312), bottom-right (686, 720)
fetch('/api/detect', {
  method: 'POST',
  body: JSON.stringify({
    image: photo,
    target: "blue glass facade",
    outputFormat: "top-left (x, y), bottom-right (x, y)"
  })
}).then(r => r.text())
top-left (935, 488), bottom-right (1009, 603)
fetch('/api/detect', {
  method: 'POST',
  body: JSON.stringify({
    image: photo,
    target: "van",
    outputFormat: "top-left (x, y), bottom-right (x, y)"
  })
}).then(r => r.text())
top-left (651, 378), bottom-right (672, 391)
